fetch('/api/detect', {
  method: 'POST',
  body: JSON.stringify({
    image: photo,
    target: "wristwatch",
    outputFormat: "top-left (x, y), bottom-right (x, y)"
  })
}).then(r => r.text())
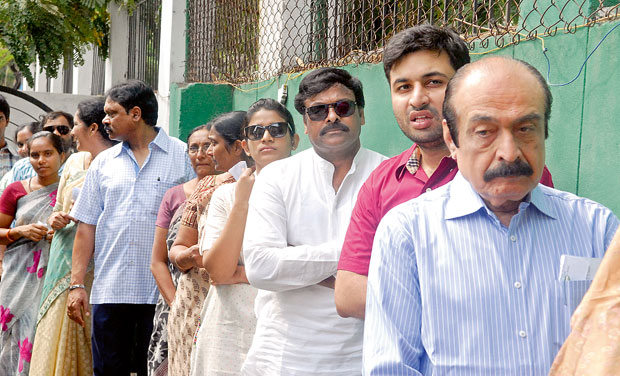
top-left (69, 284), bottom-right (86, 291)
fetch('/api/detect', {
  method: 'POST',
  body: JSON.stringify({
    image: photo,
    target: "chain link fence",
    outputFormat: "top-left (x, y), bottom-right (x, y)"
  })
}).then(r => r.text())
top-left (186, 0), bottom-right (620, 84)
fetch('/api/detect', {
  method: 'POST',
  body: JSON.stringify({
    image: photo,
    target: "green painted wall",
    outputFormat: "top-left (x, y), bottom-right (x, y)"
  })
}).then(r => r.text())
top-left (170, 20), bottom-right (620, 215)
top-left (169, 82), bottom-right (233, 141)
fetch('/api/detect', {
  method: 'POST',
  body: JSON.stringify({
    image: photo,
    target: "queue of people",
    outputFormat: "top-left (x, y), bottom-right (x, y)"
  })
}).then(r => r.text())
top-left (0, 23), bottom-right (619, 376)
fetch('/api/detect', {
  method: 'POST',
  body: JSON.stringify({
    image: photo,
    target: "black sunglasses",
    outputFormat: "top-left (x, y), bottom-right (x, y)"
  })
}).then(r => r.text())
top-left (305, 100), bottom-right (357, 121)
top-left (244, 122), bottom-right (292, 141)
top-left (43, 125), bottom-right (71, 136)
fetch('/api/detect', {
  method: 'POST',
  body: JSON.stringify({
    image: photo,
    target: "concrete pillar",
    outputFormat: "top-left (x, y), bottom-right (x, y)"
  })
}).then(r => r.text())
top-left (49, 71), bottom-right (64, 93)
top-left (105, 2), bottom-right (130, 91)
top-left (157, 0), bottom-right (187, 133)
top-left (34, 59), bottom-right (48, 92)
top-left (73, 48), bottom-right (95, 95)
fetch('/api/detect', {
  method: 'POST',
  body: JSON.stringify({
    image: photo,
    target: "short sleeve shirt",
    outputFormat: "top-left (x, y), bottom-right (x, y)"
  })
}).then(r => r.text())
top-left (71, 128), bottom-right (196, 304)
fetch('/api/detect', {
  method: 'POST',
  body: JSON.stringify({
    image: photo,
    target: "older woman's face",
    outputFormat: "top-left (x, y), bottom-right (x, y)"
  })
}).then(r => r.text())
top-left (207, 128), bottom-right (242, 172)
top-left (187, 129), bottom-right (217, 179)
top-left (29, 137), bottom-right (63, 179)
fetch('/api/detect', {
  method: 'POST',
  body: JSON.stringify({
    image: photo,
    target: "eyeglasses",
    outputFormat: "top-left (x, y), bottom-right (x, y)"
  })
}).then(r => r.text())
top-left (188, 144), bottom-right (210, 154)
top-left (244, 122), bottom-right (291, 141)
top-left (43, 125), bottom-right (71, 136)
top-left (305, 100), bottom-right (357, 121)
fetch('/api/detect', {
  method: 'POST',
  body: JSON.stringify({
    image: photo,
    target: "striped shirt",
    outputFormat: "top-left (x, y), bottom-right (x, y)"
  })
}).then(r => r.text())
top-left (364, 172), bottom-right (619, 375)
top-left (71, 128), bottom-right (195, 304)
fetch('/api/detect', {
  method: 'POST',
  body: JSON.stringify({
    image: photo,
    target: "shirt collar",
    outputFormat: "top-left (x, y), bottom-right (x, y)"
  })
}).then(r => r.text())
top-left (445, 172), bottom-right (557, 220)
top-left (0, 138), bottom-right (19, 156)
top-left (113, 127), bottom-right (167, 157)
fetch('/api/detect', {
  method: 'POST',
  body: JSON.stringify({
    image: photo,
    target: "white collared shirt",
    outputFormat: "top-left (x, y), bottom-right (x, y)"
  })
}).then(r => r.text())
top-left (242, 147), bottom-right (386, 375)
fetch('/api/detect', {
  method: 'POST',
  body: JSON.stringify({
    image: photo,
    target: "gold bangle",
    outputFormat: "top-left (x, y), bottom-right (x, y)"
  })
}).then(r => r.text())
top-left (6, 229), bottom-right (15, 242)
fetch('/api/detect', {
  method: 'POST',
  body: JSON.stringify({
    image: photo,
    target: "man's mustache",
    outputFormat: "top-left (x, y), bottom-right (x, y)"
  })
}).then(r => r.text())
top-left (483, 160), bottom-right (534, 182)
top-left (410, 104), bottom-right (440, 118)
top-left (320, 121), bottom-right (349, 136)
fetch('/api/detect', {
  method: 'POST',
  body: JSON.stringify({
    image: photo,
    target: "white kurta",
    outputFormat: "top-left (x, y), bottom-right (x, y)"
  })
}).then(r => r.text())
top-left (242, 147), bottom-right (386, 375)
top-left (191, 182), bottom-right (257, 376)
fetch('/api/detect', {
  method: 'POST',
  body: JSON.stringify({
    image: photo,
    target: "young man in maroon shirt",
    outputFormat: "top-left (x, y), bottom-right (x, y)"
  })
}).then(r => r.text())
top-left (335, 25), bottom-right (554, 319)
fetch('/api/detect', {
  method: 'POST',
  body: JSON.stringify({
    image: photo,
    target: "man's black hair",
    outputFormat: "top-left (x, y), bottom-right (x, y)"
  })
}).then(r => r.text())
top-left (105, 80), bottom-right (158, 127)
top-left (294, 67), bottom-right (364, 115)
top-left (383, 24), bottom-right (470, 81)
top-left (443, 57), bottom-right (552, 147)
top-left (41, 111), bottom-right (74, 128)
top-left (0, 94), bottom-right (10, 119)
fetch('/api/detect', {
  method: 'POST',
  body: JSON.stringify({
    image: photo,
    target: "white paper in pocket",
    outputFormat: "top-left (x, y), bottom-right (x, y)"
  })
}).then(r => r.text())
top-left (558, 255), bottom-right (602, 281)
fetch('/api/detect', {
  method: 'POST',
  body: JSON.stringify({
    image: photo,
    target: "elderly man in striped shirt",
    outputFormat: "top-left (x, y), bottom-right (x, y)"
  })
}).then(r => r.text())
top-left (363, 56), bottom-right (619, 375)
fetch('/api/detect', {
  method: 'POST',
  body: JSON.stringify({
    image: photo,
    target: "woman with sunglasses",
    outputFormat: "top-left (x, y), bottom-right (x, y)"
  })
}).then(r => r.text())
top-left (167, 112), bottom-right (247, 376)
top-left (0, 131), bottom-right (65, 375)
top-left (28, 99), bottom-right (117, 376)
top-left (190, 99), bottom-right (298, 375)
top-left (146, 123), bottom-right (218, 376)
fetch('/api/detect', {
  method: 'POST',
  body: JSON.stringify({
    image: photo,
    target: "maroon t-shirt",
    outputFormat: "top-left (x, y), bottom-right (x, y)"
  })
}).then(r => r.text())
top-left (155, 183), bottom-right (186, 229)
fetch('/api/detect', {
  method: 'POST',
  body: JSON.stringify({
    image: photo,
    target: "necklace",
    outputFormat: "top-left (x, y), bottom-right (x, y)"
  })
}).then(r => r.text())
top-left (28, 177), bottom-right (33, 192)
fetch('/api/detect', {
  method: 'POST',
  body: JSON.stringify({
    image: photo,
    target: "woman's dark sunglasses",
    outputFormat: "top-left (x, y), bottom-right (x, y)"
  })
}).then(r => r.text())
top-left (244, 122), bottom-right (292, 141)
top-left (305, 100), bottom-right (357, 121)
top-left (43, 125), bottom-right (71, 136)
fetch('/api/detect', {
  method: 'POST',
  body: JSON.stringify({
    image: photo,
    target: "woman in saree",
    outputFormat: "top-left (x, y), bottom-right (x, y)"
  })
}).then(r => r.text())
top-left (0, 131), bottom-right (65, 375)
top-left (147, 123), bottom-right (218, 376)
top-left (29, 98), bottom-right (117, 376)
top-left (190, 98), bottom-right (298, 375)
top-left (167, 111), bottom-right (249, 376)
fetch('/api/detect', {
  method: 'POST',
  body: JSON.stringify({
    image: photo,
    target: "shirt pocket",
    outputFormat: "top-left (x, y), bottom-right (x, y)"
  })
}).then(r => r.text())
top-left (557, 280), bottom-right (591, 316)
top-left (150, 180), bottom-right (178, 214)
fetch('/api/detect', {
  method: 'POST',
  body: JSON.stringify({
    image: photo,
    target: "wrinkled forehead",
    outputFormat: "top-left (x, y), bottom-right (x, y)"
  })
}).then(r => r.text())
top-left (452, 64), bottom-right (545, 118)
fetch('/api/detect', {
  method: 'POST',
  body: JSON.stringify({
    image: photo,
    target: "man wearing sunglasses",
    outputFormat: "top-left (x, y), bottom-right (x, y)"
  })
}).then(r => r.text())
top-left (335, 25), bottom-right (555, 320)
top-left (242, 67), bottom-right (386, 375)
top-left (41, 110), bottom-right (75, 154)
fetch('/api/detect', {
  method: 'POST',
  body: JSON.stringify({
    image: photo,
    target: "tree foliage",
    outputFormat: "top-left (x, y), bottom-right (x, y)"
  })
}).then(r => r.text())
top-left (0, 0), bottom-right (134, 87)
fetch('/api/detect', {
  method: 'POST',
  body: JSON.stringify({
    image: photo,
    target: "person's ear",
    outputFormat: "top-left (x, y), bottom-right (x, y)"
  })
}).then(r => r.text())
top-left (291, 133), bottom-right (300, 151)
top-left (89, 123), bottom-right (98, 135)
top-left (130, 106), bottom-right (142, 122)
top-left (303, 114), bottom-right (309, 135)
top-left (443, 119), bottom-right (458, 160)
top-left (232, 139), bottom-right (244, 156)
top-left (241, 139), bottom-right (251, 157)
top-left (358, 107), bottom-right (365, 126)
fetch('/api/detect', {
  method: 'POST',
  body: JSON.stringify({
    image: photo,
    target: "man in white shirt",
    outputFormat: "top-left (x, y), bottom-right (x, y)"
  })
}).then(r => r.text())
top-left (242, 67), bottom-right (386, 375)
